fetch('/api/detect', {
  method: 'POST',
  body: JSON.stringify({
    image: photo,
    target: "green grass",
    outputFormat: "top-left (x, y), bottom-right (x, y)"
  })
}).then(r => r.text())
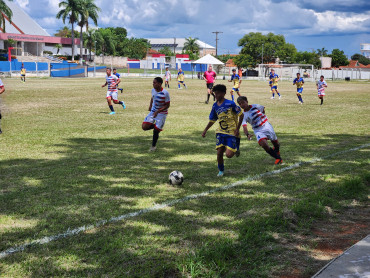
top-left (0, 78), bottom-right (369, 277)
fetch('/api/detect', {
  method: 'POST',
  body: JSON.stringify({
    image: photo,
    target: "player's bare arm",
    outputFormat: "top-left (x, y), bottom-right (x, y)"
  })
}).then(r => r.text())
top-left (148, 97), bottom-right (153, 111)
top-left (102, 82), bottom-right (107, 87)
top-left (202, 121), bottom-right (215, 137)
top-left (153, 102), bottom-right (170, 117)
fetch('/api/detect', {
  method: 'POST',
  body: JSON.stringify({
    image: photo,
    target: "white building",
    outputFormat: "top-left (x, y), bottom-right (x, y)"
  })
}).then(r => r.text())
top-left (147, 38), bottom-right (215, 56)
top-left (360, 43), bottom-right (370, 58)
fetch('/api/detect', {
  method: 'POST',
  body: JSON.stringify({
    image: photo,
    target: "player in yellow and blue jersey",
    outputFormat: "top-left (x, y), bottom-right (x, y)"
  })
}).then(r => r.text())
top-left (228, 68), bottom-right (242, 102)
top-left (293, 73), bottom-right (304, 104)
top-left (269, 69), bottom-right (281, 99)
top-left (177, 68), bottom-right (187, 89)
top-left (202, 84), bottom-right (242, 177)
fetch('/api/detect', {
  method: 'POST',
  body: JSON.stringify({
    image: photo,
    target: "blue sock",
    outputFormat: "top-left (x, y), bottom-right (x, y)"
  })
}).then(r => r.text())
top-left (178, 84), bottom-right (180, 88)
top-left (118, 101), bottom-right (123, 105)
top-left (218, 164), bottom-right (224, 172)
top-left (231, 95), bottom-right (234, 101)
top-left (277, 92), bottom-right (280, 96)
top-left (109, 105), bottom-right (114, 112)
top-left (272, 93), bottom-right (275, 97)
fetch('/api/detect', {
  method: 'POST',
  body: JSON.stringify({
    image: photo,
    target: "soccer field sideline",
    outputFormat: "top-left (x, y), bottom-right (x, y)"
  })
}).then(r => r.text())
top-left (1, 142), bottom-right (368, 260)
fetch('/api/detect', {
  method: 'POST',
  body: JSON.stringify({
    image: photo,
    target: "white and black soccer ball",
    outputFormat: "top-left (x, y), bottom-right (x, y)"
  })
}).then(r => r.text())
top-left (169, 171), bottom-right (184, 185)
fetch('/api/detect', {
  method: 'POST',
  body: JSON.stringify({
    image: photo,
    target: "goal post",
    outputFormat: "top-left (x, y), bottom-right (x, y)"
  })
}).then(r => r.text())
top-left (258, 64), bottom-right (315, 82)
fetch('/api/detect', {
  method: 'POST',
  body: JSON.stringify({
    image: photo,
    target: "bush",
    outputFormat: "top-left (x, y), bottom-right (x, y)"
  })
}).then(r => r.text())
top-left (44, 51), bottom-right (53, 55)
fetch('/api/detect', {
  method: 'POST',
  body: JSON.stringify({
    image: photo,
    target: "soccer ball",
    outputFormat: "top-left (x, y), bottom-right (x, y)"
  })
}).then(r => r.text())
top-left (169, 171), bottom-right (184, 185)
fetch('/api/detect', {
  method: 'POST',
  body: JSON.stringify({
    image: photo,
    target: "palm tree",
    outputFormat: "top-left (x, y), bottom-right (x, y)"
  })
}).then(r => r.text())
top-left (77, 0), bottom-right (100, 64)
top-left (54, 43), bottom-right (62, 55)
top-left (317, 47), bottom-right (328, 57)
top-left (56, 0), bottom-right (81, 61)
top-left (84, 28), bottom-right (100, 61)
top-left (0, 0), bottom-right (13, 32)
top-left (183, 37), bottom-right (200, 55)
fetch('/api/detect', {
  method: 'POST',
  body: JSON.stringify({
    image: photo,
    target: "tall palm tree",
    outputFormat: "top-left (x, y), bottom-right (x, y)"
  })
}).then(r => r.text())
top-left (317, 47), bottom-right (328, 57)
top-left (84, 28), bottom-right (100, 61)
top-left (77, 0), bottom-right (100, 63)
top-left (0, 0), bottom-right (13, 32)
top-left (56, 0), bottom-right (81, 61)
top-left (183, 37), bottom-right (200, 54)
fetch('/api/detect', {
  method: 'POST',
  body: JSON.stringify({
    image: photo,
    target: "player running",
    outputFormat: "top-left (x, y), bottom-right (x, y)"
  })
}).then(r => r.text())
top-left (102, 68), bottom-right (125, 115)
top-left (293, 73), bottom-right (304, 104)
top-left (164, 67), bottom-right (171, 88)
top-left (228, 68), bottom-right (242, 102)
top-left (177, 68), bottom-right (187, 89)
top-left (0, 78), bottom-right (5, 134)
top-left (317, 75), bottom-right (328, 105)
top-left (112, 68), bottom-right (123, 93)
top-left (142, 77), bottom-right (170, 152)
top-left (203, 65), bottom-right (217, 104)
top-left (202, 84), bottom-right (242, 177)
top-left (20, 63), bottom-right (26, 83)
top-left (236, 96), bottom-right (283, 165)
top-left (269, 69), bottom-right (281, 99)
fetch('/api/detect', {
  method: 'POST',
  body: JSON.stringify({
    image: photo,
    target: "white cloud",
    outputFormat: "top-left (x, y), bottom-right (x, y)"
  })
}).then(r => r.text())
top-left (314, 11), bottom-right (370, 33)
top-left (15, 0), bottom-right (29, 11)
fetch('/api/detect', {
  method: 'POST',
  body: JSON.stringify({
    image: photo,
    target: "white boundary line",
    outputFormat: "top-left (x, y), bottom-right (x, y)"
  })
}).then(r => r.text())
top-left (1, 143), bottom-right (369, 259)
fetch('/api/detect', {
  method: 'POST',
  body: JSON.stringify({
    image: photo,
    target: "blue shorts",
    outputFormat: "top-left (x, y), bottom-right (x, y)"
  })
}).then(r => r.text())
top-left (271, 86), bottom-right (277, 90)
top-left (232, 88), bottom-right (239, 92)
top-left (216, 133), bottom-right (240, 152)
top-left (297, 88), bottom-right (303, 94)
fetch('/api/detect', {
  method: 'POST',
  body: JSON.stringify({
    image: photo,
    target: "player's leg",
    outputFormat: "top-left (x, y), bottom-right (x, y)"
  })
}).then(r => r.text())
top-left (112, 92), bottom-right (125, 109)
top-left (142, 112), bottom-right (155, 130)
top-left (178, 81), bottom-right (181, 89)
top-left (217, 146), bottom-right (225, 177)
top-left (0, 112), bottom-right (2, 134)
top-left (276, 88), bottom-right (281, 98)
top-left (183, 82), bottom-right (187, 89)
top-left (258, 138), bottom-right (280, 158)
top-left (106, 95), bottom-right (115, 114)
top-left (225, 135), bottom-right (239, 159)
top-left (230, 89), bottom-right (234, 102)
top-left (150, 114), bottom-right (166, 151)
top-left (271, 88), bottom-right (275, 99)
top-left (205, 87), bottom-right (211, 104)
top-left (320, 96), bottom-right (324, 105)
top-left (271, 139), bottom-right (280, 155)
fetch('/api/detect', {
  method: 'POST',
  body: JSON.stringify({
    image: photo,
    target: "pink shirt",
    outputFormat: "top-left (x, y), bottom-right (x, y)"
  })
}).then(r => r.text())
top-left (204, 71), bottom-right (216, 84)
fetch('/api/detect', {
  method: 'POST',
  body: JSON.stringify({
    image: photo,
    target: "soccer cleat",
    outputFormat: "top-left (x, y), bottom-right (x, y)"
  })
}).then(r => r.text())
top-left (109, 111), bottom-right (116, 115)
top-left (149, 146), bottom-right (157, 152)
top-left (299, 101), bottom-right (302, 104)
top-left (122, 101), bottom-right (126, 109)
top-left (275, 158), bottom-right (283, 165)
top-left (270, 97), bottom-right (274, 99)
top-left (279, 96), bottom-right (282, 99)
top-left (217, 171), bottom-right (224, 177)
top-left (205, 100), bottom-right (209, 104)
top-left (235, 150), bottom-right (240, 157)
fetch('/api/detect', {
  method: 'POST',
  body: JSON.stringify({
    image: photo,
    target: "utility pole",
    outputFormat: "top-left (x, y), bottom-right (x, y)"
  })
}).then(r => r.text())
top-left (262, 43), bottom-right (264, 65)
top-left (212, 31), bottom-right (223, 56)
top-left (173, 37), bottom-right (176, 54)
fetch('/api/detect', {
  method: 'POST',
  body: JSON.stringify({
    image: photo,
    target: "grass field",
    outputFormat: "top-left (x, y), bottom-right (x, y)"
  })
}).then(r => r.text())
top-left (0, 77), bottom-right (369, 277)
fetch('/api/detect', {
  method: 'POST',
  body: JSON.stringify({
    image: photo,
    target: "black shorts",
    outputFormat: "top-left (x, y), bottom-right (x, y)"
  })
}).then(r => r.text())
top-left (206, 83), bottom-right (214, 90)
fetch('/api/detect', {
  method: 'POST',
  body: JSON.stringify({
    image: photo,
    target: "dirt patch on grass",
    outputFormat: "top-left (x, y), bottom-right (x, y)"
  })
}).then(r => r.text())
top-left (276, 204), bottom-right (370, 278)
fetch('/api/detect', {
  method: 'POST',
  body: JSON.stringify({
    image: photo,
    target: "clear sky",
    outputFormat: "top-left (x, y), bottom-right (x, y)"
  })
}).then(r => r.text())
top-left (15, 0), bottom-right (370, 57)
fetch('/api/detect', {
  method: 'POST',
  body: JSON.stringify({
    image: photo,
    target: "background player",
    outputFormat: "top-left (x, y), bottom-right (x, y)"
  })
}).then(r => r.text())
top-left (112, 68), bottom-right (123, 93)
top-left (317, 75), bottom-right (328, 105)
top-left (269, 69), bottom-right (281, 99)
top-left (203, 65), bottom-right (216, 104)
top-left (20, 63), bottom-right (26, 83)
top-left (228, 68), bottom-right (242, 102)
top-left (293, 73), bottom-right (304, 104)
top-left (177, 68), bottom-right (187, 89)
top-left (202, 84), bottom-right (242, 177)
top-left (102, 68), bottom-right (125, 114)
top-left (142, 77), bottom-right (170, 152)
top-left (164, 67), bottom-right (171, 88)
top-left (237, 96), bottom-right (282, 164)
top-left (0, 78), bottom-right (5, 134)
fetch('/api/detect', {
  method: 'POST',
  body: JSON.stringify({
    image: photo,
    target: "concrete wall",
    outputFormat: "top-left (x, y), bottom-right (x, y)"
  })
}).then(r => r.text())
top-left (94, 56), bottom-right (128, 67)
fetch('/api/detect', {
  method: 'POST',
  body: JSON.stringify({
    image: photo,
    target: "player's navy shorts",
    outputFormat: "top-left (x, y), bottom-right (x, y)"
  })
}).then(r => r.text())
top-left (297, 88), bottom-right (303, 94)
top-left (207, 83), bottom-right (214, 90)
top-left (232, 88), bottom-right (239, 92)
top-left (271, 85), bottom-right (277, 90)
top-left (216, 133), bottom-right (240, 152)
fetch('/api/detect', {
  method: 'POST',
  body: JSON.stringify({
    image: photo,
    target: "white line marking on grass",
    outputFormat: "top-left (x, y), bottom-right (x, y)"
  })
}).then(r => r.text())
top-left (1, 143), bottom-right (369, 259)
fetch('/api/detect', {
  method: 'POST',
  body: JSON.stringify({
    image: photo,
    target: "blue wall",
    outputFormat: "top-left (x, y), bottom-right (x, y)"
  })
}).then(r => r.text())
top-left (0, 60), bottom-right (48, 72)
top-left (128, 62), bottom-right (140, 69)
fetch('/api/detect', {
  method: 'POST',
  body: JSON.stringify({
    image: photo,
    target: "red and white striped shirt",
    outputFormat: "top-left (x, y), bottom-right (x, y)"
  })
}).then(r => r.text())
top-left (106, 74), bottom-right (119, 92)
top-left (242, 104), bottom-right (268, 130)
top-left (151, 88), bottom-right (170, 114)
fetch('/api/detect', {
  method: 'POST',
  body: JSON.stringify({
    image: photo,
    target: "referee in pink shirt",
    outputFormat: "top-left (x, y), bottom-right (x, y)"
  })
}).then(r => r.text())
top-left (203, 65), bottom-right (217, 104)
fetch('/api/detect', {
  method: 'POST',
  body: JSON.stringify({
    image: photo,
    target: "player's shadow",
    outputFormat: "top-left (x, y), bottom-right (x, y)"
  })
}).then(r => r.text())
top-left (0, 132), bottom-right (368, 276)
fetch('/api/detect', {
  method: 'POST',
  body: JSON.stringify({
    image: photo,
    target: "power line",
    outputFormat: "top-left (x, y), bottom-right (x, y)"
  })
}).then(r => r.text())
top-left (212, 31), bottom-right (223, 56)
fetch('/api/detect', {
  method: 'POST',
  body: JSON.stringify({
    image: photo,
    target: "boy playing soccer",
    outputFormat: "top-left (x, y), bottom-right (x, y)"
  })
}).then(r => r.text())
top-left (293, 73), bottom-right (304, 104)
top-left (269, 69), bottom-right (281, 99)
top-left (202, 84), bottom-right (242, 177)
top-left (102, 68), bottom-right (125, 114)
top-left (142, 77), bottom-right (170, 152)
top-left (237, 96), bottom-right (283, 164)
top-left (0, 78), bottom-right (5, 134)
top-left (177, 68), bottom-right (187, 89)
top-left (228, 68), bottom-right (242, 102)
top-left (112, 68), bottom-right (123, 93)
top-left (317, 75), bottom-right (328, 105)
top-left (164, 67), bottom-right (171, 88)
top-left (20, 63), bottom-right (26, 83)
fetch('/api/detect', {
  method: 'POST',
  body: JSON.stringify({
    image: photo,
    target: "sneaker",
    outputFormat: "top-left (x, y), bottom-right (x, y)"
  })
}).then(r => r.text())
top-left (122, 101), bottom-right (126, 109)
top-left (109, 111), bottom-right (116, 115)
top-left (235, 150), bottom-right (240, 157)
top-left (279, 96), bottom-right (282, 99)
top-left (149, 146), bottom-right (157, 152)
top-left (205, 100), bottom-right (209, 104)
top-left (270, 97), bottom-right (275, 99)
top-left (217, 171), bottom-right (224, 177)
top-left (275, 158), bottom-right (283, 165)
top-left (299, 101), bottom-right (302, 104)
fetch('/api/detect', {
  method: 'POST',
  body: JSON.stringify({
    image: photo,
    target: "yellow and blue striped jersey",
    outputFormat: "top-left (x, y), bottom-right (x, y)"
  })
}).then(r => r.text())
top-left (293, 77), bottom-right (304, 88)
top-left (231, 74), bottom-right (240, 88)
top-left (209, 99), bottom-right (242, 136)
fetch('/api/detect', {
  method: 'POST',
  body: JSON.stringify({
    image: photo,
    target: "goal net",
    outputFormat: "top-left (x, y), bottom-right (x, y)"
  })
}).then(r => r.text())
top-left (258, 64), bottom-right (315, 82)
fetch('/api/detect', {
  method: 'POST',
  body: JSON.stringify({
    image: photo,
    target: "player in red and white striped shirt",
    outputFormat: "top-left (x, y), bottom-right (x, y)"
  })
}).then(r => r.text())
top-left (102, 68), bottom-right (125, 115)
top-left (236, 96), bottom-right (282, 164)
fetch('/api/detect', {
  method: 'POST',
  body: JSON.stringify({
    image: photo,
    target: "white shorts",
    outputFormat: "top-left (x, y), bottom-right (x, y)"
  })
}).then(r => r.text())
top-left (318, 88), bottom-right (325, 96)
top-left (165, 78), bottom-right (170, 82)
top-left (106, 91), bottom-right (118, 101)
top-left (143, 111), bottom-right (167, 131)
top-left (254, 122), bottom-right (278, 143)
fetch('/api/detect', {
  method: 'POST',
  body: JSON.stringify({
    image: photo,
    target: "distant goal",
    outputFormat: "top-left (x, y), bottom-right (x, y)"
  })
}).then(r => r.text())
top-left (258, 64), bottom-right (315, 82)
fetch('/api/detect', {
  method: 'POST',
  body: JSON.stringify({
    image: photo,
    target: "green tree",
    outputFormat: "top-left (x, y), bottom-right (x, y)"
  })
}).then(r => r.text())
top-left (54, 26), bottom-right (79, 38)
top-left (120, 38), bottom-right (150, 59)
top-left (83, 29), bottom-right (100, 60)
top-left (183, 37), bottom-right (200, 57)
top-left (351, 53), bottom-right (370, 65)
top-left (317, 47), bottom-right (328, 57)
top-left (0, 0), bottom-right (13, 32)
top-left (158, 46), bottom-right (174, 57)
top-left (56, 0), bottom-right (81, 61)
top-left (329, 49), bottom-right (349, 67)
top-left (97, 28), bottom-right (115, 56)
top-left (109, 27), bottom-right (128, 56)
top-left (294, 51), bottom-right (321, 68)
top-left (233, 54), bottom-right (254, 68)
top-left (77, 0), bottom-right (100, 63)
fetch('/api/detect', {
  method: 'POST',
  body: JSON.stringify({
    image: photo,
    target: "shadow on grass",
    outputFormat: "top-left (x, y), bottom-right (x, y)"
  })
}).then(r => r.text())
top-left (0, 131), bottom-right (369, 276)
